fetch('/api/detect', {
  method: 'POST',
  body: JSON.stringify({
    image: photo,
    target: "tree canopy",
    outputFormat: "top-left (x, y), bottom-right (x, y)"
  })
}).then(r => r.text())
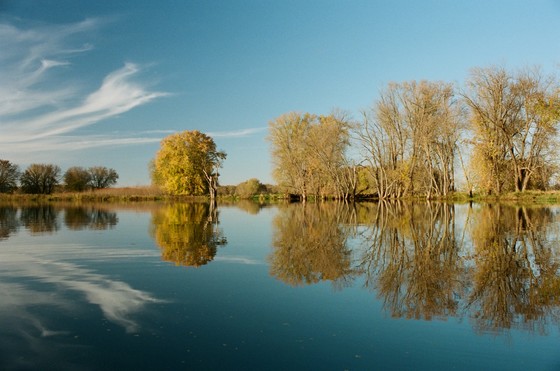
top-left (151, 130), bottom-right (226, 197)
top-left (20, 163), bottom-right (61, 194)
top-left (267, 111), bottom-right (355, 200)
top-left (0, 160), bottom-right (20, 193)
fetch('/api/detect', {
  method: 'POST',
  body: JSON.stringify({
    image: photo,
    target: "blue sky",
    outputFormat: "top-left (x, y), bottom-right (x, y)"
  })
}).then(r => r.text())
top-left (1, 0), bottom-right (560, 186)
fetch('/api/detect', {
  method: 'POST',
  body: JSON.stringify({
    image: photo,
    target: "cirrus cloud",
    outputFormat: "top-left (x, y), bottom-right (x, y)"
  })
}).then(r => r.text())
top-left (0, 18), bottom-right (168, 159)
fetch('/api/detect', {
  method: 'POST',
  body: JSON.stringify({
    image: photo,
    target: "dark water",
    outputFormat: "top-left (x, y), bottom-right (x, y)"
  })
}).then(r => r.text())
top-left (1, 201), bottom-right (559, 370)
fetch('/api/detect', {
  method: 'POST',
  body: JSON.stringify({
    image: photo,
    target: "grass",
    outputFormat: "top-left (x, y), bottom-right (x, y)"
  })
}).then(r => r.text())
top-left (0, 186), bottom-right (200, 203)
top-left (4, 187), bottom-right (560, 205)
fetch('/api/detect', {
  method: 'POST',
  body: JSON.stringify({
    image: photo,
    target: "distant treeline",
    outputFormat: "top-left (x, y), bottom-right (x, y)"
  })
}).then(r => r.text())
top-left (0, 160), bottom-right (118, 194)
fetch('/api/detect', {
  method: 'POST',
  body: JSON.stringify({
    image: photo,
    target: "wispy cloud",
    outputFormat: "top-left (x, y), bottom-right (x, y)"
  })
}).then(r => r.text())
top-left (0, 18), bottom-right (167, 157)
top-left (208, 127), bottom-right (267, 138)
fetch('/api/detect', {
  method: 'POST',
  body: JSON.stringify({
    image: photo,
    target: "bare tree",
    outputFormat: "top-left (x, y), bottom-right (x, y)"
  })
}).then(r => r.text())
top-left (0, 159), bottom-right (20, 193)
top-left (268, 111), bottom-right (352, 201)
top-left (463, 66), bottom-right (560, 193)
top-left (358, 81), bottom-right (463, 199)
top-left (20, 163), bottom-right (61, 194)
top-left (88, 166), bottom-right (119, 189)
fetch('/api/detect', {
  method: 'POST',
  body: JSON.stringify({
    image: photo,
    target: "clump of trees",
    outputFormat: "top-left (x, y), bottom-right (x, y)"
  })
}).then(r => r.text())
top-left (150, 130), bottom-right (226, 199)
top-left (63, 166), bottom-right (119, 192)
top-left (464, 66), bottom-right (560, 194)
top-left (235, 178), bottom-right (266, 199)
top-left (0, 160), bottom-right (119, 194)
top-left (268, 65), bottom-right (560, 199)
top-left (267, 111), bottom-right (358, 201)
top-left (20, 164), bottom-right (61, 194)
top-left (358, 81), bottom-right (463, 199)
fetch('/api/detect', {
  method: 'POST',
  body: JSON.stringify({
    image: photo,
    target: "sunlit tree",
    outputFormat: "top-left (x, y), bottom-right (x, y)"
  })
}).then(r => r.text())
top-left (358, 81), bottom-right (463, 199)
top-left (463, 66), bottom-right (560, 193)
top-left (267, 111), bottom-right (352, 200)
top-left (235, 178), bottom-right (265, 199)
top-left (151, 130), bottom-right (226, 199)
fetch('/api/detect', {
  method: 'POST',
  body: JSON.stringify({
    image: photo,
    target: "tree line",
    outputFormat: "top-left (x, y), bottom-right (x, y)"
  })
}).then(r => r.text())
top-left (0, 160), bottom-right (118, 194)
top-left (268, 65), bottom-right (560, 200)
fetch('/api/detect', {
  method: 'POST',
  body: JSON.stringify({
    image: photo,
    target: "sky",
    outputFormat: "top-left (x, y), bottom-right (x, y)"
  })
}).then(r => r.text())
top-left (1, 0), bottom-right (560, 186)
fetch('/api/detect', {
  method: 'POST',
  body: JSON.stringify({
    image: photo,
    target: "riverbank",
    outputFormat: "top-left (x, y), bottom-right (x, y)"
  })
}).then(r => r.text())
top-left (3, 188), bottom-right (560, 205)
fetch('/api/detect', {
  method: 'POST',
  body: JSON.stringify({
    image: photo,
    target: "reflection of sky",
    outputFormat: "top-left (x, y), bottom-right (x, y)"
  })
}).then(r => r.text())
top-left (0, 241), bottom-right (163, 369)
top-left (1, 244), bottom-right (162, 331)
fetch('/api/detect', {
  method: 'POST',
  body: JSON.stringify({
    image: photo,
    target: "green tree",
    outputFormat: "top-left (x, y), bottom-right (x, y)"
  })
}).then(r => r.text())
top-left (0, 159), bottom-right (20, 193)
top-left (151, 130), bottom-right (226, 198)
top-left (64, 166), bottom-right (92, 192)
top-left (88, 166), bottom-right (119, 189)
top-left (20, 163), bottom-right (61, 194)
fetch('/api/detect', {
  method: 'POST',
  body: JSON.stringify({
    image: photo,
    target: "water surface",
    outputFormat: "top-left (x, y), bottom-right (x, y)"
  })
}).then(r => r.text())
top-left (1, 201), bottom-right (559, 370)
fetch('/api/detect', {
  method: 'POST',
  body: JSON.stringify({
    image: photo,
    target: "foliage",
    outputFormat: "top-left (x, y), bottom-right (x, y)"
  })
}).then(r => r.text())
top-left (20, 164), bottom-right (61, 194)
top-left (358, 80), bottom-right (463, 199)
top-left (235, 178), bottom-right (265, 199)
top-left (64, 167), bottom-right (92, 192)
top-left (0, 159), bottom-right (20, 193)
top-left (151, 130), bottom-right (226, 197)
top-left (89, 166), bottom-right (119, 189)
top-left (267, 111), bottom-right (355, 200)
top-left (63, 166), bottom-right (118, 191)
top-left (463, 66), bottom-right (560, 194)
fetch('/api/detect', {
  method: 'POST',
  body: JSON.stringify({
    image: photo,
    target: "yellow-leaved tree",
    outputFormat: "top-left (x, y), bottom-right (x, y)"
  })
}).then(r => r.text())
top-left (151, 130), bottom-right (226, 198)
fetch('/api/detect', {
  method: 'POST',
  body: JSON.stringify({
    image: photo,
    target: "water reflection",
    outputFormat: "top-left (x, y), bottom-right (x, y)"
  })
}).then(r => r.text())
top-left (0, 203), bottom-right (120, 237)
top-left (270, 201), bottom-right (560, 332)
top-left (356, 202), bottom-right (560, 333)
top-left (0, 205), bottom-right (18, 240)
top-left (20, 205), bottom-right (60, 234)
top-left (64, 205), bottom-right (118, 230)
top-left (0, 203), bottom-right (163, 369)
top-left (269, 203), bottom-right (357, 287)
top-left (467, 205), bottom-right (560, 334)
top-left (2, 201), bottom-right (560, 335)
top-left (358, 202), bottom-right (463, 320)
top-left (150, 202), bottom-right (227, 267)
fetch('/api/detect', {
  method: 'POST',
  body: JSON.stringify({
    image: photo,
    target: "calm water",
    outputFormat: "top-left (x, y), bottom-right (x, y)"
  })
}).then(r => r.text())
top-left (1, 201), bottom-right (560, 370)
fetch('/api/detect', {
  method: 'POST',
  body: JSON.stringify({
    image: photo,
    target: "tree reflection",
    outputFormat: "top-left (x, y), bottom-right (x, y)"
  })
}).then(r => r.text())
top-left (19, 205), bottom-right (60, 234)
top-left (151, 203), bottom-right (227, 267)
top-left (64, 206), bottom-right (118, 230)
top-left (467, 205), bottom-right (560, 334)
top-left (0, 205), bottom-right (19, 240)
top-left (269, 202), bottom-right (357, 287)
top-left (359, 201), bottom-right (464, 320)
top-left (232, 200), bottom-right (264, 215)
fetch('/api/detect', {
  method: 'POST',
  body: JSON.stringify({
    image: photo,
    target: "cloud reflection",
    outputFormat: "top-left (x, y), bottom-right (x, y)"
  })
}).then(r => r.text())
top-left (0, 247), bottom-right (162, 334)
